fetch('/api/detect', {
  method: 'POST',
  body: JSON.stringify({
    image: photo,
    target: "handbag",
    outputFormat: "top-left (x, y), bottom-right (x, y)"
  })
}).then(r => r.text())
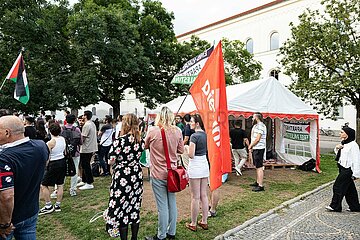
top-left (160, 128), bottom-right (188, 193)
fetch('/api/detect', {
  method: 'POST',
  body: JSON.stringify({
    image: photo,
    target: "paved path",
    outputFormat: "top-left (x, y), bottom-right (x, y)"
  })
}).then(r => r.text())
top-left (225, 181), bottom-right (360, 240)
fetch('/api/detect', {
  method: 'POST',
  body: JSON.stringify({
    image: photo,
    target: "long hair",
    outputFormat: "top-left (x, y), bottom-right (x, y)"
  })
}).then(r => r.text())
top-left (192, 114), bottom-right (205, 131)
top-left (155, 106), bottom-right (175, 130)
top-left (120, 113), bottom-right (141, 143)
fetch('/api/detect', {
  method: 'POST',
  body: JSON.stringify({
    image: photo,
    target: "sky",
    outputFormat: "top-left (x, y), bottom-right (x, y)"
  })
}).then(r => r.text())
top-left (68, 0), bottom-right (273, 35)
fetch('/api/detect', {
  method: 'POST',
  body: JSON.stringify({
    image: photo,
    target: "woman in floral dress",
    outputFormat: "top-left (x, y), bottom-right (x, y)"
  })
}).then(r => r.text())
top-left (104, 113), bottom-right (145, 240)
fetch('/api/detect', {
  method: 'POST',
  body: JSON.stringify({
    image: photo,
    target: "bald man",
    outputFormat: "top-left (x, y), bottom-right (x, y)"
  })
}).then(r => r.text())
top-left (0, 116), bottom-right (48, 240)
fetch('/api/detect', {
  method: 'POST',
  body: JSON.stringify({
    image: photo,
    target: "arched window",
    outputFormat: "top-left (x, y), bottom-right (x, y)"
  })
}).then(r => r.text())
top-left (92, 107), bottom-right (96, 116)
top-left (270, 32), bottom-right (279, 50)
top-left (246, 38), bottom-right (253, 54)
top-left (269, 69), bottom-right (280, 80)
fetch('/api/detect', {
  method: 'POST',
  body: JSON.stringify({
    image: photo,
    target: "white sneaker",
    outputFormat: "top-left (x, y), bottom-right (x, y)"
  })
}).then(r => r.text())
top-left (325, 206), bottom-right (334, 211)
top-left (235, 166), bottom-right (242, 176)
top-left (50, 190), bottom-right (57, 199)
top-left (69, 189), bottom-right (77, 197)
top-left (76, 182), bottom-right (85, 187)
top-left (79, 184), bottom-right (94, 190)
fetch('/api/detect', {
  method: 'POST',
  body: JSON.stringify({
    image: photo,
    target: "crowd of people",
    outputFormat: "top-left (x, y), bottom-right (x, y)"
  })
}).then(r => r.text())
top-left (0, 107), bottom-right (359, 240)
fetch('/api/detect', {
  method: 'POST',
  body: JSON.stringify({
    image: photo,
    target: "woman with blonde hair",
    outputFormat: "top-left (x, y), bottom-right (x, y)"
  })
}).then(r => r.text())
top-left (104, 113), bottom-right (145, 240)
top-left (144, 107), bottom-right (184, 240)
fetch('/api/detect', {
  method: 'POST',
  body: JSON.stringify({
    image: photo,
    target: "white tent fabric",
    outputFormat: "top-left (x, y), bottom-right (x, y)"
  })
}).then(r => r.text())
top-left (150, 77), bottom-right (320, 170)
top-left (153, 77), bottom-right (317, 117)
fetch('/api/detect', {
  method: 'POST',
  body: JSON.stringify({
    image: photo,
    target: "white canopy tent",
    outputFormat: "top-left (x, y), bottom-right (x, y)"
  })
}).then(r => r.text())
top-left (150, 77), bottom-right (320, 171)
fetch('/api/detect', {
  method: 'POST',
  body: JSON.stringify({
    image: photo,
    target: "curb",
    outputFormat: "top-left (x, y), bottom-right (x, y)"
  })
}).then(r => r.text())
top-left (214, 180), bottom-right (335, 240)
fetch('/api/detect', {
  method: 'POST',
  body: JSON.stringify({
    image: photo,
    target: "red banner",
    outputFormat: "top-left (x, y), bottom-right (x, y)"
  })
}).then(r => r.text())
top-left (189, 41), bottom-right (231, 190)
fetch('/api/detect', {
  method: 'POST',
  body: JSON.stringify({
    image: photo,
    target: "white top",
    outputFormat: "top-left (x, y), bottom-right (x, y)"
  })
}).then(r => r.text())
top-left (251, 122), bottom-right (267, 150)
top-left (115, 122), bottom-right (122, 139)
top-left (334, 141), bottom-right (360, 178)
top-left (50, 137), bottom-right (66, 161)
top-left (100, 128), bottom-right (113, 147)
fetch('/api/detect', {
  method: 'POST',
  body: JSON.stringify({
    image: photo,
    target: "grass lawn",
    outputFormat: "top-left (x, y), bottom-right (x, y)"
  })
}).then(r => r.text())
top-left (37, 154), bottom-right (338, 240)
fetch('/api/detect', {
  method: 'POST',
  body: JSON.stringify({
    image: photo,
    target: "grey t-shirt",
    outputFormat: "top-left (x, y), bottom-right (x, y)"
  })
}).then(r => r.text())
top-left (190, 131), bottom-right (207, 156)
top-left (80, 120), bottom-right (98, 153)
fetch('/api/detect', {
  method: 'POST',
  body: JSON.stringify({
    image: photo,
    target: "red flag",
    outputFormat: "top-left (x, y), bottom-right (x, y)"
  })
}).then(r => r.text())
top-left (189, 41), bottom-right (231, 190)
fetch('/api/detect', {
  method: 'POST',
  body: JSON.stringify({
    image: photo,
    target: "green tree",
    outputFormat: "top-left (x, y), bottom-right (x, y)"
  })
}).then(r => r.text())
top-left (0, 0), bottom-right (81, 113)
top-left (279, 0), bottom-right (360, 143)
top-left (222, 38), bottom-right (262, 84)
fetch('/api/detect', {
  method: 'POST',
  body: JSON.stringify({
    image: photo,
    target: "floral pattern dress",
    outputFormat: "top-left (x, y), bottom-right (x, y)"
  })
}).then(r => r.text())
top-left (104, 134), bottom-right (145, 237)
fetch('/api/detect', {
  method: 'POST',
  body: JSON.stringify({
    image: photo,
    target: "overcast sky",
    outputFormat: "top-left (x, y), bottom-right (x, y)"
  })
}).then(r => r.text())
top-left (68, 0), bottom-right (273, 35)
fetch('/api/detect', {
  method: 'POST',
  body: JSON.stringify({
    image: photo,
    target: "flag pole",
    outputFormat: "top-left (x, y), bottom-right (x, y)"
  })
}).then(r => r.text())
top-left (0, 47), bottom-right (25, 91)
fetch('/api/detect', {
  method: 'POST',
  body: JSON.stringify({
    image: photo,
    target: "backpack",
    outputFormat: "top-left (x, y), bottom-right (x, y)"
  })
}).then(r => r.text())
top-left (61, 126), bottom-right (81, 157)
top-left (299, 158), bottom-right (316, 171)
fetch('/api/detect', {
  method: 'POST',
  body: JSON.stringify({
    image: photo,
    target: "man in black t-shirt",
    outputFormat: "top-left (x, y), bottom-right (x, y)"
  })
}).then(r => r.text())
top-left (0, 116), bottom-right (48, 239)
top-left (230, 120), bottom-right (249, 176)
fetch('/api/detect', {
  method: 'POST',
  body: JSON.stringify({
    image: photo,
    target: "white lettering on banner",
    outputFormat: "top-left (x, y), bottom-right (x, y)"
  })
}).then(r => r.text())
top-left (202, 79), bottom-right (221, 147)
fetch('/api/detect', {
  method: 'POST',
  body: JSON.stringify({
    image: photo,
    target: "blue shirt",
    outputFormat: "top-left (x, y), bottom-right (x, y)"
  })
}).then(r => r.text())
top-left (0, 139), bottom-right (48, 224)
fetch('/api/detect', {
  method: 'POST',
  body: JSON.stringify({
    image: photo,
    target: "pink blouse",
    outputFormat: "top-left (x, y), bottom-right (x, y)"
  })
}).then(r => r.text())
top-left (144, 126), bottom-right (184, 180)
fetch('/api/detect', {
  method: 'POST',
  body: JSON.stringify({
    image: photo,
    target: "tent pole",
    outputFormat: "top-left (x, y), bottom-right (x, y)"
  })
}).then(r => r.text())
top-left (174, 91), bottom-right (189, 118)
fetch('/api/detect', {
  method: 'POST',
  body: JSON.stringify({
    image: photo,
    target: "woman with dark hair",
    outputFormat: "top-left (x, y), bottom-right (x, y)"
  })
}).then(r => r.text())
top-left (104, 113), bottom-right (145, 240)
top-left (35, 118), bottom-right (48, 142)
top-left (24, 116), bottom-right (37, 139)
top-left (326, 126), bottom-right (360, 212)
top-left (39, 123), bottom-right (67, 215)
top-left (185, 114), bottom-right (209, 231)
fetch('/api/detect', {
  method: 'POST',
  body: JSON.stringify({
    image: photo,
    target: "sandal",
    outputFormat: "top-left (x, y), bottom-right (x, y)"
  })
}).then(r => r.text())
top-left (185, 222), bottom-right (197, 232)
top-left (197, 221), bottom-right (208, 230)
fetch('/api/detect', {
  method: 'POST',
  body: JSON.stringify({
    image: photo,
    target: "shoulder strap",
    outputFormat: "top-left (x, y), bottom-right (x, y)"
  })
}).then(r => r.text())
top-left (160, 128), bottom-right (171, 170)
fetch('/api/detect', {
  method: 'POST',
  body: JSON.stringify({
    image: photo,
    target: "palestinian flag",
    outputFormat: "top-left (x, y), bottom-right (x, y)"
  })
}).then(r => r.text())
top-left (6, 53), bottom-right (29, 104)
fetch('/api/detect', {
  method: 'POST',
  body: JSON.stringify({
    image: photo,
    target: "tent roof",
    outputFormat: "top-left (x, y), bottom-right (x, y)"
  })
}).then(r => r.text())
top-left (152, 77), bottom-right (318, 119)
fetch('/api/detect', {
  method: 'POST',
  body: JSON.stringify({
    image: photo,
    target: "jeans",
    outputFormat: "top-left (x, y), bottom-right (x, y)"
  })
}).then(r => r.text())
top-left (5, 214), bottom-right (37, 240)
top-left (80, 153), bottom-right (94, 184)
top-left (98, 145), bottom-right (111, 173)
top-left (70, 156), bottom-right (80, 190)
top-left (151, 178), bottom-right (177, 239)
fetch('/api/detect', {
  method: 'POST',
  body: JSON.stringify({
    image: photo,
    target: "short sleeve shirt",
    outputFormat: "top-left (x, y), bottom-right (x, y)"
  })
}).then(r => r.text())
top-left (100, 124), bottom-right (113, 147)
top-left (190, 131), bottom-right (207, 156)
top-left (251, 122), bottom-right (267, 149)
top-left (230, 128), bottom-right (247, 149)
top-left (80, 120), bottom-right (98, 153)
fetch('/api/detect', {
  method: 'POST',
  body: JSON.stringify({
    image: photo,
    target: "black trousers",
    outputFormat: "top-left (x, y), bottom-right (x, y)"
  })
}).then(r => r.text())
top-left (80, 152), bottom-right (94, 184)
top-left (330, 164), bottom-right (360, 212)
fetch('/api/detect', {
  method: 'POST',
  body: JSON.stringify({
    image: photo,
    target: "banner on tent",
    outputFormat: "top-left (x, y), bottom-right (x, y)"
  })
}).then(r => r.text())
top-left (284, 122), bottom-right (310, 142)
top-left (171, 46), bottom-right (214, 85)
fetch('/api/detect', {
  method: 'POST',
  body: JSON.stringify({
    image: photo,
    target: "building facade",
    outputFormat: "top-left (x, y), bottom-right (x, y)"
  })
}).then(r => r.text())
top-left (177, 0), bottom-right (356, 131)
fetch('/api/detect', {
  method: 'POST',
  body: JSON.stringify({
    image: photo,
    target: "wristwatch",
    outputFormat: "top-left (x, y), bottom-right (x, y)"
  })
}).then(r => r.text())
top-left (0, 223), bottom-right (11, 229)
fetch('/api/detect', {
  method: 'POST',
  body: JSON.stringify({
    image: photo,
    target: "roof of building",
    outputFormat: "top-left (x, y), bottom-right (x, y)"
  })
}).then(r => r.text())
top-left (176, 0), bottom-right (288, 38)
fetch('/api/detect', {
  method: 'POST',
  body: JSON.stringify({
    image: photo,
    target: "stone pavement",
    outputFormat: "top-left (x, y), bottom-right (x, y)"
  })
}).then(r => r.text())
top-left (223, 181), bottom-right (360, 240)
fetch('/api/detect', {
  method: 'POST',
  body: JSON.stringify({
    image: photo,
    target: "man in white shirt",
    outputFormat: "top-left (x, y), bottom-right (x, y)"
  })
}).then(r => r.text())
top-left (248, 112), bottom-right (267, 192)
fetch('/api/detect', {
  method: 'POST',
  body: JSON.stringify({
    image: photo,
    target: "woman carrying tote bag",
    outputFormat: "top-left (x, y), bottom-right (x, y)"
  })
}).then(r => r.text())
top-left (144, 107), bottom-right (184, 240)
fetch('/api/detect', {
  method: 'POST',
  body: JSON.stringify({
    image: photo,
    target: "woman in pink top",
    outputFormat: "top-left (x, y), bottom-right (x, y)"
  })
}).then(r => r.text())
top-left (144, 107), bottom-right (184, 240)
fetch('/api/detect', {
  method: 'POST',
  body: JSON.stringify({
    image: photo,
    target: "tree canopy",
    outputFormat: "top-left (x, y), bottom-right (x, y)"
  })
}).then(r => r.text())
top-left (280, 0), bottom-right (360, 142)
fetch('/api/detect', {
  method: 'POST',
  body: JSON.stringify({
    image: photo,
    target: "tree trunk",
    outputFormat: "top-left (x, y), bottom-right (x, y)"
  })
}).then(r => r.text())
top-left (112, 102), bottom-right (120, 119)
top-left (356, 105), bottom-right (360, 145)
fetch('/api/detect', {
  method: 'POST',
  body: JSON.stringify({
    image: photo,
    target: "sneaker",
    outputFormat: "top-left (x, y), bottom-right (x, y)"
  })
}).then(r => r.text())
top-left (79, 183), bottom-right (94, 190)
top-left (77, 177), bottom-right (82, 183)
top-left (166, 233), bottom-right (175, 239)
top-left (39, 205), bottom-right (55, 215)
top-left (70, 189), bottom-right (77, 197)
top-left (50, 190), bottom-right (57, 199)
top-left (252, 186), bottom-right (265, 192)
top-left (325, 206), bottom-right (335, 211)
top-left (76, 181), bottom-right (85, 187)
top-left (234, 166), bottom-right (242, 176)
top-left (54, 205), bottom-right (61, 212)
top-left (249, 182), bottom-right (259, 187)
top-left (208, 210), bottom-right (217, 218)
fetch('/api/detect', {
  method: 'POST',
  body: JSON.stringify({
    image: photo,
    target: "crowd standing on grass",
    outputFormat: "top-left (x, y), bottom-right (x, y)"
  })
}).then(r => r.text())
top-left (2, 106), bottom-right (360, 240)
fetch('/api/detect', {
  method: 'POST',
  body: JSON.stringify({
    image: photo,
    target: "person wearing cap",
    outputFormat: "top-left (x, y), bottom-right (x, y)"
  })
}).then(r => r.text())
top-left (326, 126), bottom-right (360, 212)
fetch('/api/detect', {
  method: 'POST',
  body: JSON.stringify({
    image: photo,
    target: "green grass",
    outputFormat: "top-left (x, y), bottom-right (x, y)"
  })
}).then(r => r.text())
top-left (37, 155), bottom-right (338, 240)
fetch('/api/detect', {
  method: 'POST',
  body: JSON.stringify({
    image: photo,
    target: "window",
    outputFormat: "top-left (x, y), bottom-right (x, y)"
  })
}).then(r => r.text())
top-left (269, 69), bottom-right (280, 80)
top-left (109, 108), bottom-right (113, 117)
top-left (246, 38), bottom-right (253, 54)
top-left (92, 107), bottom-right (96, 116)
top-left (270, 32), bottom-right (279, 50)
